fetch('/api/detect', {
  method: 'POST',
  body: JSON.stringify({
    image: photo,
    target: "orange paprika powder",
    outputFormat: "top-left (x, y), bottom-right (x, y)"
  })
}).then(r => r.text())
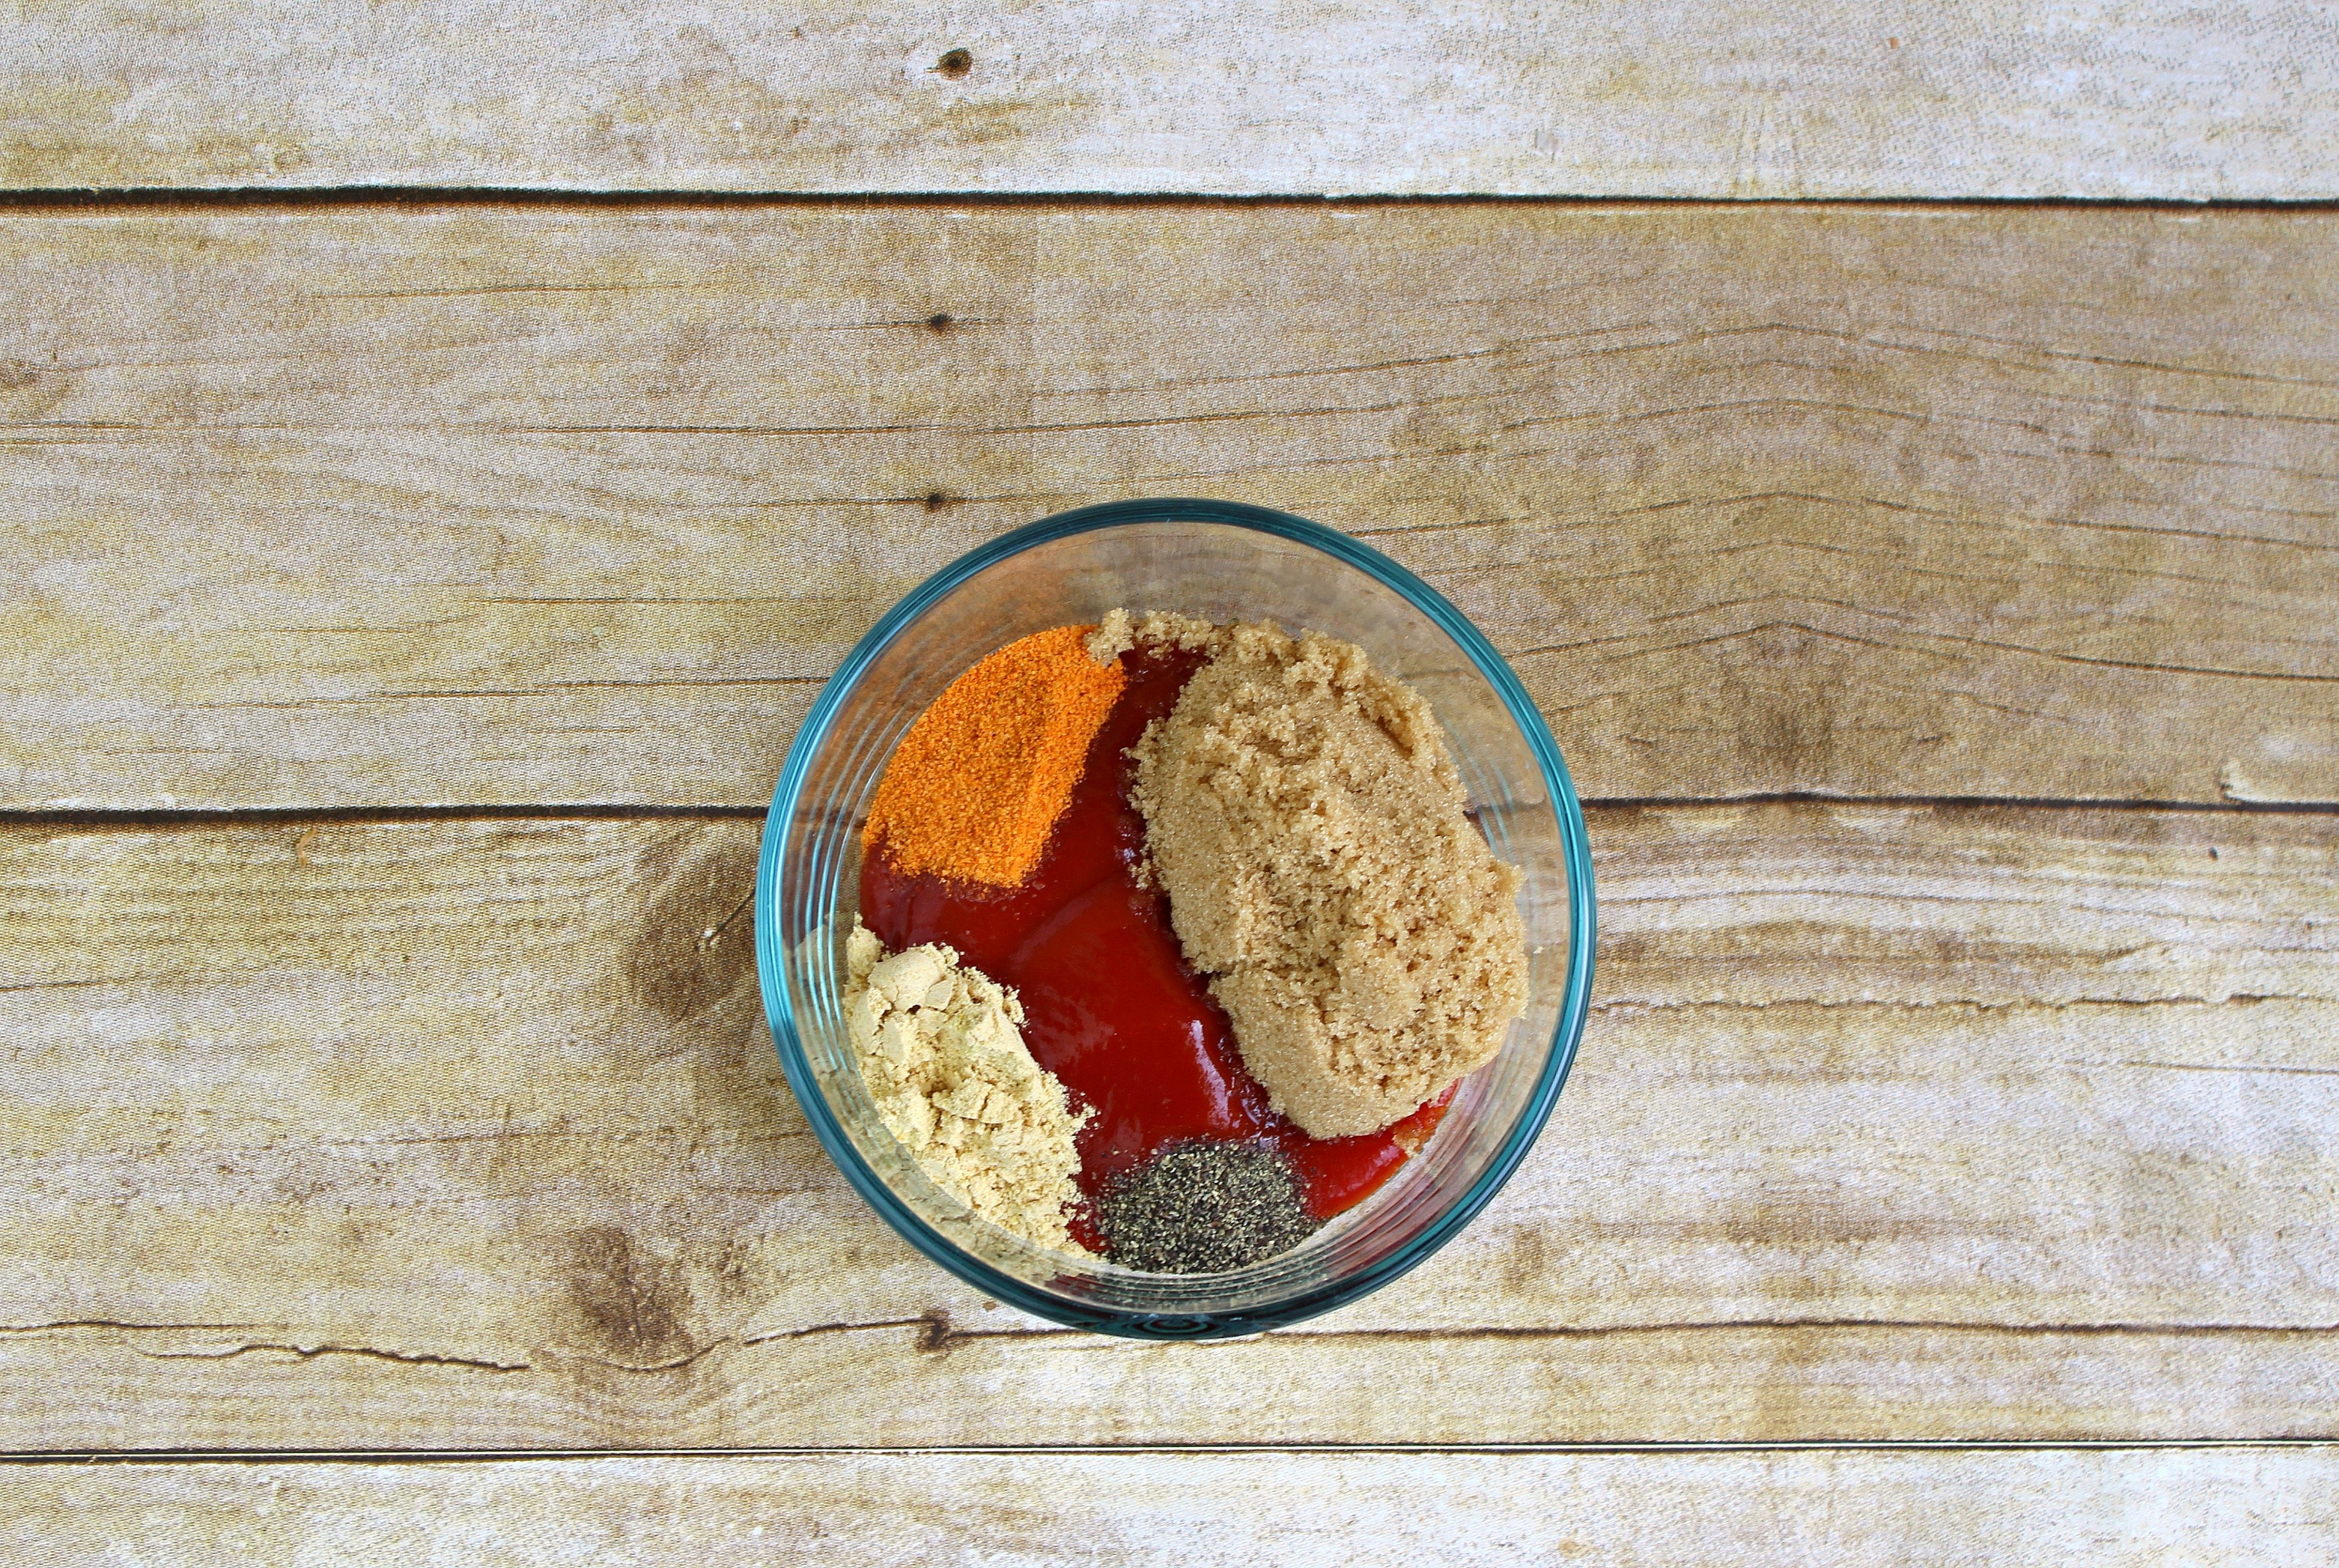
top-left (863, 625), bottom-right (1127, 889)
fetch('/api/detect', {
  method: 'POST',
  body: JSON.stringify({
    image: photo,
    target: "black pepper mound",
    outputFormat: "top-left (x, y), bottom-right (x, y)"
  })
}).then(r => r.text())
top-left (1094, 1140), bottom-right (1320, 1273)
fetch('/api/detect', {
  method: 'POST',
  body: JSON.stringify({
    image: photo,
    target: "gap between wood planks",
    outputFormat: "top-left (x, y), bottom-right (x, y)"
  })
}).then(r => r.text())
top-left (5, 1439), bottom-right (2334, 1465)
top-left (0, 793), bottom-right (2331, 831)
top-left (2, 188), bottom-right (2337, 215)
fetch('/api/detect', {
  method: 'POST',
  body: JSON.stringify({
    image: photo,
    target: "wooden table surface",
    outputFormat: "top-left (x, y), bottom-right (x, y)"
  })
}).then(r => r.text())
top-left (4, 7), bottom-right (2336, 1563)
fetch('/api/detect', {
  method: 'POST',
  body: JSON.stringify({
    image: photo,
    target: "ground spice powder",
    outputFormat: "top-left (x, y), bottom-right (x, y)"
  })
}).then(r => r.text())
top-left (1094, 1140), bottom-right (1317, 1273)
top-left (843, 920), bottom-right (1089, 1252)
top-left (864, 624), bottom-right (1126, 889)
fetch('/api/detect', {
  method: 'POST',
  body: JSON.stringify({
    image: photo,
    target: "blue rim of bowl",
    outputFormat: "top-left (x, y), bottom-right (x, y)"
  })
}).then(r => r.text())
top-left (755, 498), bottom-right (1597, 1339)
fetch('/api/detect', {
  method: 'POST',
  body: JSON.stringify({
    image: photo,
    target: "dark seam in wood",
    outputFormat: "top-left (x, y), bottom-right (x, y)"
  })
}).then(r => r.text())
top-left (1269, 1320), bottom-right (2339, 1344)
top-left (3, 1438), bottom-right (2336, 1464)
top-left (137, 1343), bottom-right (530, 1375)
top-left (0, 804), bottom-right (769, 828)
top-left (1584, 792), bottom-right (2339, 816)
top-left (715, 1316), bottom-right (2339, 1355)
top-left (2113, 1059), bottom-right (2339, 1077)
top-left (1592, 996), bottom-right (2330, 1018)
top-left (1, 189), bottom-right (2336, 214)
top-left (0, 794), bottom-right (2332, 829)
top-left (0, 1320), bottom-right (283, 1336)
top-left (185, 677), bottom-right (826, 706)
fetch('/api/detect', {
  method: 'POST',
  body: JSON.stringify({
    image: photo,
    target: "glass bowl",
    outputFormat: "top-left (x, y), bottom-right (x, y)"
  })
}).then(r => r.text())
top-left (755, 499), bottom-right (1595, 1339)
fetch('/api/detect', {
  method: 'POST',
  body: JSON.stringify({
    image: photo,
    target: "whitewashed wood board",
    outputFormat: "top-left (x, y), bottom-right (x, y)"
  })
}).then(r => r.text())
top-left (2, 802), bottom-right (2330, 1448)
top-left (3, 2), bottom-right (2334, 197)
top-left (4, 1449), bottom-right (2334, 1566)
top-left (4, 204), bottom-right (2333, 810)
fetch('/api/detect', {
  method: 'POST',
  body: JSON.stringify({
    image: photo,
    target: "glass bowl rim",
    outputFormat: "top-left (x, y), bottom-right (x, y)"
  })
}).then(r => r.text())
top-left (753, 497), bottom-right (1597, 1338)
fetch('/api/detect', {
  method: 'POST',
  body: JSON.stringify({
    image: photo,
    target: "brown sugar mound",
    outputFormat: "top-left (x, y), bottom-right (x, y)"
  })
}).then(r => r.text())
top-left (1131, 622), bottom-right (1530, 1138)
top-left (864, 625), bottom-right (1126, 889)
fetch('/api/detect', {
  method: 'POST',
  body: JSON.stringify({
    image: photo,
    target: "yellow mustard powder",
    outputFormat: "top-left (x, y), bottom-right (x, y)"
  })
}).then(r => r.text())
top-left (843, 919), bottom-right (1089, 1251)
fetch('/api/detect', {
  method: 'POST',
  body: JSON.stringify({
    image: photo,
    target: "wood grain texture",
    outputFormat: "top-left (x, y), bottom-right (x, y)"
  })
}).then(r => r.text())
top-left (3, 2), bottom-right (2334, 198)
top-left (4, 203), bottom-right (2334, 811)
top-left (5, 1450), bottom-right (2335, 1566)
top-left (3, 802), bottom-right (2331, 1449)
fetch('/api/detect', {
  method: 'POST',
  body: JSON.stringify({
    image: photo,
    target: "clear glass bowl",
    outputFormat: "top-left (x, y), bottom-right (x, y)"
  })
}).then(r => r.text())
top-left (755, 500), bottom-right (1595, 1339)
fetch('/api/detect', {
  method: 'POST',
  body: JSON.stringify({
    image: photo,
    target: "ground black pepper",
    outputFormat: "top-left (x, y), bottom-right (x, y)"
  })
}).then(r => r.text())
top-left (1094, 1140), bottom-right (1320, 1273)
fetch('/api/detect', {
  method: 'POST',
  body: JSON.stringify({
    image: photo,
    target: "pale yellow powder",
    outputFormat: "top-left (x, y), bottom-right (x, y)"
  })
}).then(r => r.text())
top-left (1131, 621), bottom-right (1531, 1138)
top-left (843, 920), bottom-right (1089, 1252)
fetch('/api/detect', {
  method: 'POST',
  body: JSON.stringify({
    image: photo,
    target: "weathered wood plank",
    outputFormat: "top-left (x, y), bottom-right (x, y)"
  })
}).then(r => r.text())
top-left (5, 1449), bottom-right (2334, 1565)
top-left (4, 204), bottom-right (2334, 810)
top-left (2, 802), bottom-right (2331, 1447)
top-left (2, 3), bottom-right (2333, 199)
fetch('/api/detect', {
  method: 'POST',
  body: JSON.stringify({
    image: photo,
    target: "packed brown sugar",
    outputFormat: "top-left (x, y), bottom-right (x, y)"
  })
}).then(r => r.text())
top-left (1130, 620), bottom-right (1530, 1138)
